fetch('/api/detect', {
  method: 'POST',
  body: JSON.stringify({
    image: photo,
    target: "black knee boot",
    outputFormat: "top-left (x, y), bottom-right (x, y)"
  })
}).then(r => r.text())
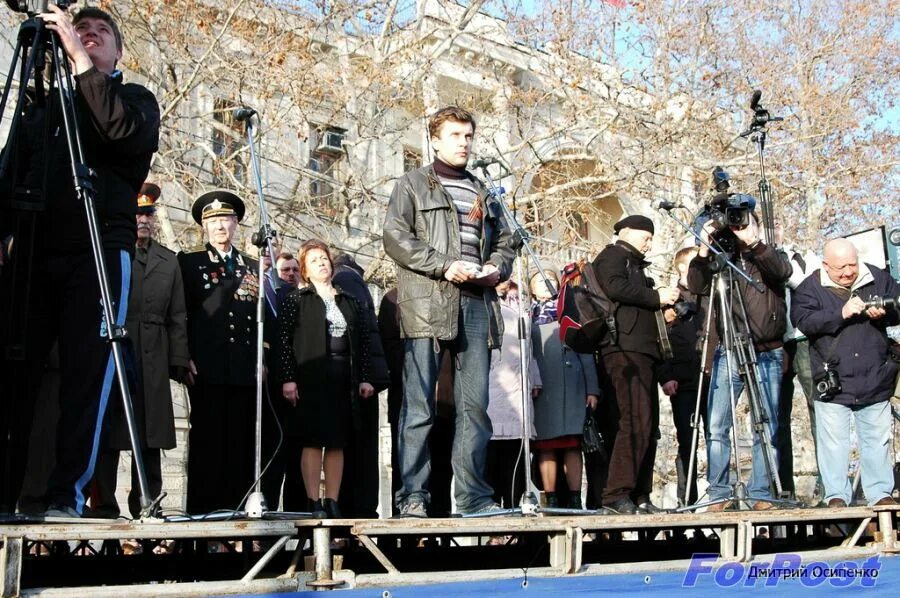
top-left (308, 498), bottom-right (326, 518)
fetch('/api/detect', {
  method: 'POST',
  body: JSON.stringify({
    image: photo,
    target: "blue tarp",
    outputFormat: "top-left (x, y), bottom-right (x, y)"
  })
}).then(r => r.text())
top-left (230, 553), bottom-right (898, 596)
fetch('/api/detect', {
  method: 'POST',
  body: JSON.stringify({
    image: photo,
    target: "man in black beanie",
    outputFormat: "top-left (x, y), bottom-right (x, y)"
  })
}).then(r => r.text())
top-left (592, 214), bottom-right (680, 514)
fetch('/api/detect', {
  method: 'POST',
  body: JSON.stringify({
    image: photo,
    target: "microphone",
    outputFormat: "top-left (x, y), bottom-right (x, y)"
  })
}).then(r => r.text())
top-left (232, 107), bottom-right (257, 121)
top-left (469, 157), bottom-right (500, 169)
top-left (750, 90), bottom-right (762, 111)
top-left (656, 200), bottom-right (682, 211)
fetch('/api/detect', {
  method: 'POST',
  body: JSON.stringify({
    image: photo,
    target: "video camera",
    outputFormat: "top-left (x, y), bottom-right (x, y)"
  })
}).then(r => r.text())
top-left (5, 0), bottom-right (70, 15)
top-left (693, 167), bottom-right (757, 254)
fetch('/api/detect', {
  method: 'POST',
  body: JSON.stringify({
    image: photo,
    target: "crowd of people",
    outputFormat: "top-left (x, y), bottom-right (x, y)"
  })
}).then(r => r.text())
top-left (1, 6), bottom-right (898, 521)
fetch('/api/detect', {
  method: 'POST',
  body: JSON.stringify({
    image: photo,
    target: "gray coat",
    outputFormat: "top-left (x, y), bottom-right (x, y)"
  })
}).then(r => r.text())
top-left (382, 164), bottom-right (516, 347)
top-left (531, 318), bottom-right (601, 441)
top-left (108, 239), bottom-right (189, 449)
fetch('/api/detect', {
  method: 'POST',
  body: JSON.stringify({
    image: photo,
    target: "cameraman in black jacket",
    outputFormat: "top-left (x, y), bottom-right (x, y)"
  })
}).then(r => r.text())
top-left (0, 6), bottom-right (160, 516)
top-left (688, 210), bottom-right (791, 510)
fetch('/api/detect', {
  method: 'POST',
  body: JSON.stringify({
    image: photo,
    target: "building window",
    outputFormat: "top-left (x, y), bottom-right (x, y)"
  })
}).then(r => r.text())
top-left (403, 148), bottom-right (422, 173)
top-left (308, 125), bottom-right (345, 218)
top-left (212, 98), bottom-right (245, 185)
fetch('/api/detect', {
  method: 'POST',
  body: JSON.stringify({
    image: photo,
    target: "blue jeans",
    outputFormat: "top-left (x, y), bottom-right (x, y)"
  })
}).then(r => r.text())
top-left (706, 346), bottom-right (783, 500)
top-left (815, 400), bottom-right (893, 505)
top-left (396, 296), bottom-right (494, 513)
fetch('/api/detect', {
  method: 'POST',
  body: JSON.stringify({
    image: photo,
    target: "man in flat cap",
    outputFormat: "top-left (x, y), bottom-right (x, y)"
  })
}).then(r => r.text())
top-left (90, 182), bottom-right (189, 518)
top-left (591, 214), bottom-right (680, 514)
top-left (177, 190), bottom-right (259, 514)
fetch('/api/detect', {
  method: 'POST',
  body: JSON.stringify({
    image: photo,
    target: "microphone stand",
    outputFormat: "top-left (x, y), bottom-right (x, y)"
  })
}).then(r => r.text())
top-left (739, 92), bottom-right (783, 247)
top-left (462, 163), bottom-right (594, 518)
top-left (238, 111), bottom-right (310, 520)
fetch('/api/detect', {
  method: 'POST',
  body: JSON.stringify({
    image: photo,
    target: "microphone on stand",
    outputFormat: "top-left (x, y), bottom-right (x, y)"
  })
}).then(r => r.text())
top-left (469, 156), bottom-right (501, 169)
top-left (232, 107), bottom-right (257, 121)
top-left (655, 200), bottom-right (683, 211)
top-left (750, 90), bottom-right (762, 111)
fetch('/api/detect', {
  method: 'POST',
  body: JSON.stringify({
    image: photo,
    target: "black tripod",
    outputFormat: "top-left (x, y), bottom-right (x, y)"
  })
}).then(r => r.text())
top-left (0, 15), bottom-right (157, 518)
top-left (685, 258), bottom-right (791, 511)
top-left (656, 206), bottom-right (796, 512)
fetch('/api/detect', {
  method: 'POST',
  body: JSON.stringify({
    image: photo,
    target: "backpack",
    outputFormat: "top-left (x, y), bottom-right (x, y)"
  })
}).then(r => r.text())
top-left (556, 260), bottom-right (618, 353)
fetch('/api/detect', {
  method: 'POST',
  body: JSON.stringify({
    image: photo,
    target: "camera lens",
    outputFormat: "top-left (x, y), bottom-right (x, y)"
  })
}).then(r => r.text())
top-left (816, 380), bottom-right (828, 393)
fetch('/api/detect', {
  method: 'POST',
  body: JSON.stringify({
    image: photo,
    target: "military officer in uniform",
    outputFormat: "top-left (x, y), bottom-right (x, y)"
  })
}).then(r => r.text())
top-left (90, 183), bottom-right (190, 518)
top-left (178, 190), bottom-right (259, 514)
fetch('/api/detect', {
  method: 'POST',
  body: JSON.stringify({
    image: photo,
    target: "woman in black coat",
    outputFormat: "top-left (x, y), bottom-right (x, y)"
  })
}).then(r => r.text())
top-left (276, 240), bottom-right (373, 518)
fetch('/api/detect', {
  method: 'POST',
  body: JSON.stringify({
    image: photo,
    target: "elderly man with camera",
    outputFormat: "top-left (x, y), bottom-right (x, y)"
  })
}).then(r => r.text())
top-left (791, 238), bottom-right (900, 508)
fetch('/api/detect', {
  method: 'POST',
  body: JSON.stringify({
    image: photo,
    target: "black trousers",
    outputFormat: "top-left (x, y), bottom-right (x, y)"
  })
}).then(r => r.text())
top-left (93, 448), bottom-right (162, 518)
top-left (339, 395), bottom-right (380, 518)
top-left (485, 439), bottom-right (527, 509)
top-left (670, 377), bottom-right (708, 505)
top-left (260, 383), bottom-right (304, 512)
top-left (187, 380), bottom-right (255, 514)
top-left (599, 351), bottom-right (659, 504)
top-left (1, 250), bottom-right (131, 513)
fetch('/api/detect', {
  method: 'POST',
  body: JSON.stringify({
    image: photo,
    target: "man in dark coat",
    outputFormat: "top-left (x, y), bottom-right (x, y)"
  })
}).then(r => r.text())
top-left (260, 251), bottom-right (303, 512)
top-left (178, 191), bottom-right (259, 514)
top-left (791, 238), bottom-right (900, 508)
top-left (90, 183), bottom-right (189, 518)
top-left (0, 6), bottom-right (160, 516)
top-left (592, 214), bottom-right (680, 514)
top-left (656, 246), bottom-right (708, 506)
top-left (331, 254), bottom-right (389, 518)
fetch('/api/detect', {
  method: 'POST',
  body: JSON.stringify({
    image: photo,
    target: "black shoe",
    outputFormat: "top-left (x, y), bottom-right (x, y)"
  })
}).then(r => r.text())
top-left (82, 505), bottom-right (120, 519)
top-left (308, 499), bottom-right (327, 519)
top-left (603, 497), bottom-right (636, 515)
top-left (567, 494), bottom-right (583, 510)
top-left (636, 501), bottom-right (665, 514)
top-left (544, 492), bottom-right (558, 508)
top-left (322, 498), bottom-right (342, 519)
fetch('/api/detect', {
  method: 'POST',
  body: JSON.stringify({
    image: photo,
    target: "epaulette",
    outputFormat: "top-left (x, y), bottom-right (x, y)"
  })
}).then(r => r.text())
top-left (183, 245), bottom-right (207, 254)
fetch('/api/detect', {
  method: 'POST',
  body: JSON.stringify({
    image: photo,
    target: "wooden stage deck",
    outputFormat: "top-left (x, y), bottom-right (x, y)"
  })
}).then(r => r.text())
top-left (1, 503), bottom-right (897, 596)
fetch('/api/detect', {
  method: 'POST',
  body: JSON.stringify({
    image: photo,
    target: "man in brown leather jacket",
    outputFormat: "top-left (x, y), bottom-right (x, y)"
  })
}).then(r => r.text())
top-left (383, 106), bottom-right (515, 517)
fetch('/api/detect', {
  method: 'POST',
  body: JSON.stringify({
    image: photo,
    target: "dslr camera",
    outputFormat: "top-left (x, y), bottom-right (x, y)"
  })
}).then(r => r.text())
top-left (813, 361), bottom-right (842, 401)
top-left (862, 294), bottom-right (899, 310)
top-left (671, 299), bottom-right (697, 320)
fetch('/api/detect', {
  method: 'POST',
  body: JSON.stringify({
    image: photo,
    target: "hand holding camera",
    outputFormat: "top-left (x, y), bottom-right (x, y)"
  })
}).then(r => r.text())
top-left (657, 286), bottom-right (680, 307)
top-left (39, 3), bottom-right (93, 75)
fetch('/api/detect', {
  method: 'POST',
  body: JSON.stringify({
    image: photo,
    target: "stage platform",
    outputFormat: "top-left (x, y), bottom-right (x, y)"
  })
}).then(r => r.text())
top-left (0, 503), bottom-right (897, 596)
